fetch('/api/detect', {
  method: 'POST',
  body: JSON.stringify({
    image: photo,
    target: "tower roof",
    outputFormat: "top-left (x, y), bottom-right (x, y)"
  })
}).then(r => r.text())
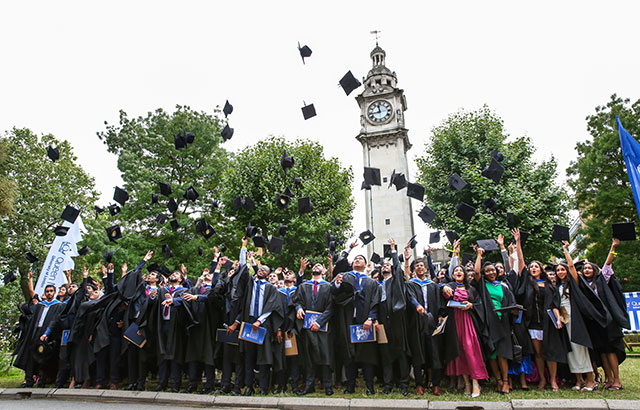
top-left (367, 44), bottom-right (393, 78)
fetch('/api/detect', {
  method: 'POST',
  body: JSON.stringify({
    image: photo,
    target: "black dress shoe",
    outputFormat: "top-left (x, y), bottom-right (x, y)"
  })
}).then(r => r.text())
top-left (325, 387), bottom-right (334, 396)
top-left (297, 385), bottom-right (315, 396)
top-left (20, 382), bottom-right (34, 388)
top-left (169, 387), bottom-right (180, 393)
top-left (242, 387), bottom-right (254, 396)
top-left (200, 387), bottom-right (214, 394)
top-left (185, 384), bottom-right (197, 393)
top-left (258, 388), bottom-right (268, 395)
top-left (230, 388), bottom-right (241, 396)
top-left (153, 384), bottom-right (166, 392)
top-left (382, 385), bottom-right (392, 394)
top-left (137, 384), bottom-right (146, 391)
top-left (219, 385), bottom-right (231, 394)
top-left (273, 386), bottom-right (284, 394)
top-left (366, 387), bottom-right (375, 396)
top-left (401, 387), bottom-right (409, 396)
top-left (125, 383), bottom-right (137, 391)
top-left (343, 386), bottom-right (355, 394)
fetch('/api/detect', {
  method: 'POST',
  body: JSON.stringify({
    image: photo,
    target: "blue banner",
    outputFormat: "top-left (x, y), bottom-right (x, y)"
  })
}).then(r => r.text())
top-left (617, 117), bottom-right (640, 221)
top-left (624, 292), bottom-right (640, 334)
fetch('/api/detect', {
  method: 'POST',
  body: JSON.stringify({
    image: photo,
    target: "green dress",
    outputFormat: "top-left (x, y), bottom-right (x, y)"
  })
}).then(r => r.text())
top-left (485, 282), bottom-right (504, 359)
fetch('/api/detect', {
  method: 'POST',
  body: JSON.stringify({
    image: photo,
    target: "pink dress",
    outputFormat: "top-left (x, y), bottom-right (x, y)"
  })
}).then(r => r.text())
top-left (445, 286), bottom-right (489, 380)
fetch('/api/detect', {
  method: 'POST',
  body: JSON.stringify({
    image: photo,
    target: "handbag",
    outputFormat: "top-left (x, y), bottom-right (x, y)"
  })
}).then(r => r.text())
top-left (511, 331), bottom-right (523, 364)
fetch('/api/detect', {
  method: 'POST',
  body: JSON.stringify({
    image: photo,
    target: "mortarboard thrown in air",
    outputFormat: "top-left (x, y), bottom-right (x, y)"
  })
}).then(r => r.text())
top-left (491, 149), bottom-right (504, 162)
top-left (54, 226), bottom-right (69, 236)
top-left (47, 146), bottom-right (59, 162)
top-left (359, 230), bottom-right (375, 245)
top-left (94, 205), bottom-right (104, 215)
top-left (552, 225), bottom-right (570, 242)
top-left (448, 173), bottom-right (467, 191)
top-left (233, 196), bottom-right (255, 211)
top-left (278, 224), bottom-right (288, 237)
top-left (477, 239), bottom-right (499, 252)
top-left (281, 151), bottom-right (295, 173)
top-left (429, 231), bottom-right (440, 244)
top-left (612, 222), bottom-right (636, 241)
top-left (106, 225), bottom-right (122, 242)
top-left (113, 186), bottom-right (129, 206)
top-left (152, 194), bottom-right (159, 204)
top-left (408, 235), bottom-right (418, 249)
top-left (507, 212), bottom-right (519, 228)
top-left (268, 236), bottom-right (284, 254)
top-left (284, 187), bottom-right (295, 198)
top-left (252, 234), bottom-right (267, 248)
top-left (61, 205), bottom-right (80, 223)
top-left (174, 132), bottom-right (187, 150)
top-left (4, 271), bottom-right (17, 284)
top-left (294, 177), bottom-right (303, 187)
top-left (483, 198), bottom-right (498, 212)
top-left (170, 219), bottom-right (180, 231)
top-left (78, 246), bottom-right (89, 256)
top-left (370, 252), bottom-right (381, 265)
top-left (363, 167), bottom-right (381, 186)
top-left (445, 230), bottom-right (459, 243)
top-left (183, 186), bottom-right (199, 202)
top-left (245, 223), bottom-right (258, 238)
top-left (108, 204), bottom-right (121, 216)
top-left (158, 182), bottom-right (172, 197)
top-left (339, 70), bottom-right (362, 96)
top-left (275, 193), bottom-right (290, 209)
top-left (418, 205), bottom-right (436, 224)
top-left (103, 250), bottom-right (116, 263)
top-left (298, 42), bottom-right (312, 64)
top-left (155, 213), bottom-right (168, 224)
top-left (334, 218), bottom-right (341, 226)
top-left (167, 198), bottom-right (178, 213)
top-left (298, 197), bottom-right (313, 214)
top-left (406, 182), bottom-right (425, 201)
top-left (223, 100), bottom-right (233, 118)
top-left (389, 170), bottom-right (408, 190)
top-left (455, 202), bottom-right (476, 223)
top-left (221, 124), bottom-right (234, 142)
top-left (26, 252), bottom-right (38, 263)
top-left (301, 103), bottom-right (316, 120)
top-left (481, 158), bottom-right (505, 185)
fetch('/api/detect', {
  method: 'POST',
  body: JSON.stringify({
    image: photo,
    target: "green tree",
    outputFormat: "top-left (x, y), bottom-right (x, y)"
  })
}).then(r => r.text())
top-left (415, 106), bottom-right (570, 261)
top-left (567, 94), bottom-right (640, 290)
top-left (0, 128), bottom-right (99, 300)
top-left (0, 140), bottom-right (17, 216)
top-left (95, 106), bottom-right (229, 274)
top-left (221, 136), bottom-right (354, 268)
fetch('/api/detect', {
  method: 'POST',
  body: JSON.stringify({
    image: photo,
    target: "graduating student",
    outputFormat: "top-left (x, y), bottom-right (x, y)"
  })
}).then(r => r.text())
top-left (442, 239), bottom-right (487, 397)
top-left (331, 249), bottom-right (381, 395)
top-left (578, 238), bottom-right (630, 391)
top-left (14, 283), bottom-right (66, 387)
top-left (404, 249), bottom-right (445, 396)
top-left (228, 236), bottom-right (284, 396)
top-left (376, 239), bottom-right (411, 396)
top-left (294, 260), bottom-right (334, 396)
top-left (274, 264), bottom-right (301, 394)
top-left (472, 245), bottom-right (518, 394)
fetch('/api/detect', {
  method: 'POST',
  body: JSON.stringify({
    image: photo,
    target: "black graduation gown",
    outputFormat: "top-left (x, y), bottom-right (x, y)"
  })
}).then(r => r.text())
top-left (440, 282), bottom-right (484, 366)
top-left (330, 271), bottom-right (380, 366)
top-left (293, 280), bottom-right (333, 368)
top-left (377, 253), bottom-right (410, 363)
top-left (406, 277), bottom-right (445, 369)
top-left (540, 283), bottom-right (570, 363)
top-left (510, 269), bottom-right (539, 356)
top-left (212, 272), bottom-right (242, 364)
top-left (471, 277), bottom-right (516, 360)
top-left (232, 267), bottom-right (284, 366)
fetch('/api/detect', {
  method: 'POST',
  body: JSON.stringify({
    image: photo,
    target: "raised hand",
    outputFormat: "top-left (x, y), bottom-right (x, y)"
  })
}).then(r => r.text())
top-left (496, 234), bottom-right (505, 249)
top-left (299, 257), bottom-right (309, 272)
top-left (241, 236), bottom-right (248, 248)
top-left (389, 238), bottom-right (396, 250)
top-left (511, 228), bottom-right (520, 243)
top-left (143, 250), bottom-right (153, 261)
top-left (181, 264), bottom-right (187, 276)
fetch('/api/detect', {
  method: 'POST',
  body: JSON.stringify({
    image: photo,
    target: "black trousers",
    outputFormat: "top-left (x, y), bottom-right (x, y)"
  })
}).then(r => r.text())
top-left (126, 343), bottom-right (148, 387)
top-left (277, 356), bottom-right (301, 388)
top-left (187, 361), bottom-right (215, 389)
top-left (243, 341), bottom-right (270, 390)
top-left (96, 335), bottom-right (121, 385)
top-left (346, 362), bottom-right (374, 390)
top-left (220, 342), bottom-right (244, 389)
top-left (158, 359), bottom-right (182, 389)
top-left (305, 364), bottom-right (332, 389)
top-left (383, 354), bottom-right (410, 388)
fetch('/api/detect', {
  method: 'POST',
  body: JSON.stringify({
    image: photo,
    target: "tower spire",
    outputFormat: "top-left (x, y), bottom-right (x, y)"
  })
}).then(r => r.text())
top-left (370, 30), bottom-right (381, 46)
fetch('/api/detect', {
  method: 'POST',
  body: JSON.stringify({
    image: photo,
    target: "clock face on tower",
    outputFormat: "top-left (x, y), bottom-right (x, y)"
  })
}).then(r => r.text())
top-left (367, 100), bottom-right (393, 123)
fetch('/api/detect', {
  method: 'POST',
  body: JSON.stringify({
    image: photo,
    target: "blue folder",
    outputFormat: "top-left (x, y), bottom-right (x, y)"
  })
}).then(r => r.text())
top-left (350, 324), bottom-right (376, 343)
top-left (216, 328), bottom-right (239, 345)
top-left (303, 310), bottom-right (328, 332)
top-left (447, 300), bottom-right (467, 309)
top-left (239, 322), bottom-right (266, 345)
top-left (61, 329), bottom-right (70, 346)
top-left (123, 323), bottom-right (147, 348)
top-left (547, 309), bottom-right (560, 329)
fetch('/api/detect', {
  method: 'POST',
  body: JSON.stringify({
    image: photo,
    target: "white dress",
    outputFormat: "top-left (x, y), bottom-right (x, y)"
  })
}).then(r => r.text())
top-left (559, 284), bottom-right (592, 373)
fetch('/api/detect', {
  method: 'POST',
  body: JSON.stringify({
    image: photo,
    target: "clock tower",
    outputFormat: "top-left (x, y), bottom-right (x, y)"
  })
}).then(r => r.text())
top-left (356, 44), bottom-right (415, 255)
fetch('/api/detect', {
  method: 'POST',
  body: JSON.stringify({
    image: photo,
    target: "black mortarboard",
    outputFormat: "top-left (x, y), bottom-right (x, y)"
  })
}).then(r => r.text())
top-left (195, 219), bottom-right (208, 234)
top-left (113, 186), bottom-right (129, 206)
top-left (298, 197), bottom-right (313, 214)
top-left (108, 204), bottom-right (121, 216)
top-left (158, 264), bottom-right (171, 277)
top-left (334, 218), bottom-right (341, 226)
top-left (211, 199), bottom-right (219, 209)
top-left (152, 194), bottom-right (159, 204)
top-left (174, 132), bottom-right (187, 150)
top-left (155, 213), bottom-right (168, 224)
top-left (328, 240), bottom-right (337, 252)
top-left (54, 226), bottom-right (69, 236)
top-left (283, 187), bottom-right (295, 198)
top-left (221, 124), bottom-right (234, 142)
top-left (223, 100), bottom-right (233, 117)
top-left (398, 254), bottom-right (404, 263)
top-left (61, 205), bottom-right (80, 223)
top-left (417, 206), bottom-right (436, 224)
top-left (408, 235), bottom-right (418, 249)
top-left (455, 202), bottom-right (476, 223)
top-left (612, 222), bottom-right (636, 241)
top-left (162, 244), bottom-right (173, 259)
top-left (461, 253), bottom-right (474, 265)
top-left (167, 198), bottom-right (178, 213)
top-left (301, 103), bottom-right (316, 120)
top-left (219, 245), bottom-right (227, 253)
top-left (294, 177), bottom-right (303, 187)
top-left (490, 149), bottom-right (504, 162)
top-left (252, 234), bottom-right (266, 248)
top-left (483, 198), bottom-right (498, 212)
top-left (281, 151), bottom-right (295, 173)
top-left (298, 42), bottom-right (312, 64)
top-left (147, 262), bottom-right (160, 273)
top-left (383, 244), bottom-right (392, 259)
top-left (477, 239), bottom-right (499, 252)
top-left (445, 230), bottom-right (459, 243)
top-left (268, 236), bottom-right (284, 254)
top-left (106, 225), bottom-right (122, 242)
top-left (507, 212), bottom-right (519, 228)
top-left (325, 232), bottom-right (336, 247)
top-left (78, 246), bottom-right (89, 256)
top-left (94, 205), bottom-right (104, 215)
top-left (158, 182), bottom-right (172, 196)
top-left (201, 223), bottom-right (215, 239)
top-left (26, 252), bottom-right (38, 263)
top-left (406, 182), bottom-right (425, 201)
top-left (185, 131), bottom-right (195, 144)
top-left (370, 252), bottom-right (381, 265)
top-left (519, 230), bottom-right (530, 244)
top-left (361, 181), bottom-right (371, 190)
top-left (545, 264), bottom-right (557, 274)
top-left (170, 219), bottom-right (180, 231)
top-left (389, 170), bottom-right (408, 190)
top-left (552, 225), bottom-right (570, 242)
top-left (184, 186), bottom-right (199, 201)
top-left (275, 194), bottom-right (290, 209)
top-left (363, 167), bottom-right (381, 186)
top-left (198, 246), bottom-right (203, 256)
top-left (3, 271), bottom-right (17, 284)
top-left (245, 223), bottom-right (258, 238)
top-left (103, 250), bottom-right (115, 263)
top-left (481, 158), bottom-right (505, 185)
top-left (278, 224), bottom-right (288, 237)
top-left (333, 256), bottom-right (351, 275)
top-left (448, 173), bottom-right (467, 191)
top-left (234, 197), bottom-right (255, 211)
top-left (429, 231), bottom-right (440, 244)
top-left (47, 146), bottom-right (60, 162)
top-left (339, 70), bottom-right (362, 96)
top-left (359, 230), bottom-right (375, 245)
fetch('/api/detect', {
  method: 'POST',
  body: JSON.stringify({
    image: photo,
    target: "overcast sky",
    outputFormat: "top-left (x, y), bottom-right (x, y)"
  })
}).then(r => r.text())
top-left (2, 1), bottom-right (639, 252)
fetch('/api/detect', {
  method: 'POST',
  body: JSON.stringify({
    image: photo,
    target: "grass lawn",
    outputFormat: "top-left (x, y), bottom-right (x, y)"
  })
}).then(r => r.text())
top-left (1, 358), bottom-right (637, 401)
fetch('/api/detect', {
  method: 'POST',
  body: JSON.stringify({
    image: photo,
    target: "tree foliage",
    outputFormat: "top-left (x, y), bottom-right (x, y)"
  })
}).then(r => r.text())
top-left (94, 106), bottom-right (229, 274)
top-left (567, 94), bottom-right (640, 290)
top-left (415, 106), bottom-right (570, 261)
top-left (221, 137), bottom-right (354, 268)
top-left (0, 128), bottom-right (98, 300)
top-left (0, 140), bottom-right (17, 217)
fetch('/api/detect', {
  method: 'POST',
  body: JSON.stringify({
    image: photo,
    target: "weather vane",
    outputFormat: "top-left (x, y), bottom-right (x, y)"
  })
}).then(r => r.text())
top-left (370, 30), bottom-right (381, 46)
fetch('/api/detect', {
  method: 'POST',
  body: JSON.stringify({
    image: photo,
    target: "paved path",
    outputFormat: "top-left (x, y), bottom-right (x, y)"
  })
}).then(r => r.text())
top-left (0, 388), bottom-right (636, 410)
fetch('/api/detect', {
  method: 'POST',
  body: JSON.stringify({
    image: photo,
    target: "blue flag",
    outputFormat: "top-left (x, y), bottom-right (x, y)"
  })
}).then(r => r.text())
top-left (617, 116), bottom-right (640, 220)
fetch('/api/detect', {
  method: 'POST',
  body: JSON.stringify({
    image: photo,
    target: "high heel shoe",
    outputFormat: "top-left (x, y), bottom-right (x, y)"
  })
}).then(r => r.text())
top-left (471, 383), bottom-right (481, 398)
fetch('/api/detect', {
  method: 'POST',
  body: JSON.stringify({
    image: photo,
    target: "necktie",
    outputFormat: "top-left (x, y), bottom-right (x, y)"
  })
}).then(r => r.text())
top-left (200, 285), bottom-right (205, 294)
top-left (163, 286), bottom-right (175, 317)
top-left (313, 281), bottom-right (318, 297)
top-left (253, 280), bottom-right (264, 319)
